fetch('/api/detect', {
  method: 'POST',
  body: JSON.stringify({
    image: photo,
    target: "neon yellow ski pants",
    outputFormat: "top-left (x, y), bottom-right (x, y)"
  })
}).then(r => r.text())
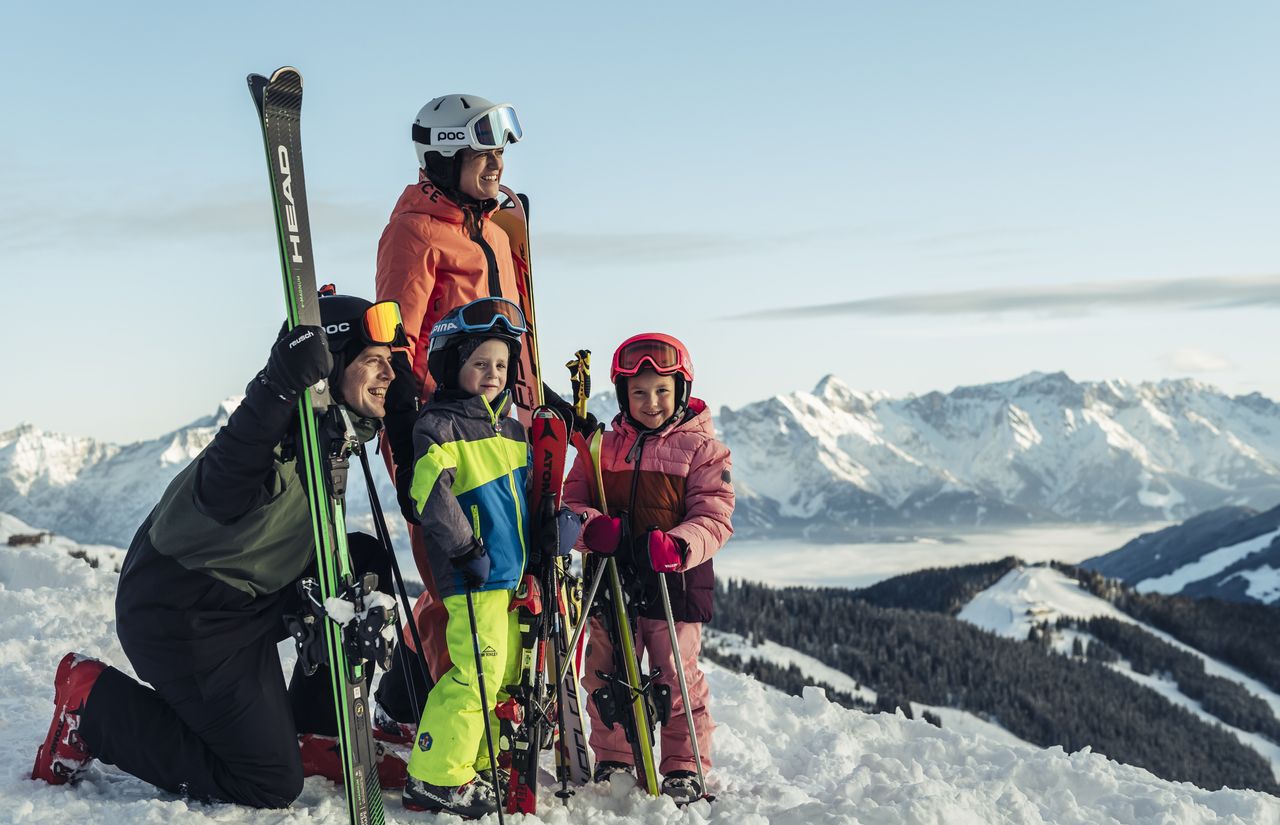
top-left (407, 589), bottom-right (519, 786)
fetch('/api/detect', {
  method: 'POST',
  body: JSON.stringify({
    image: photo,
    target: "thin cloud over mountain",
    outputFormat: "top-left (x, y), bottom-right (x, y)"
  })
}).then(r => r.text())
top-left (728, 274), bottom-right (1280, 320)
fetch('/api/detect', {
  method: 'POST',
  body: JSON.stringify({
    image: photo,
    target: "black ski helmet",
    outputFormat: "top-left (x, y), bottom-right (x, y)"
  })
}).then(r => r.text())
top-left (426, 301), bottom-right (524, 393)
top-left (314, 287), bottom-right (405, 400)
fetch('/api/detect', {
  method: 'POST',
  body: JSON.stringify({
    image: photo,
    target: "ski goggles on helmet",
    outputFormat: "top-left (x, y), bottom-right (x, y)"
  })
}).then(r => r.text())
top-left (412, 104), bottom-right (522, 153)
top-left (430, 297), bottom-right (527, 343)
top-left (360, 301), bottom-right (409, 347)
top-left (611, 336), bottom-right (692, 380)
top-left (316, 285), bottom-right (409, 348)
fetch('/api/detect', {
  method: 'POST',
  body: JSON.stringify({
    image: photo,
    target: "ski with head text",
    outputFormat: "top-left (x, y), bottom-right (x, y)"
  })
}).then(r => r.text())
top-left (247, 65), bottom-right (388, 825)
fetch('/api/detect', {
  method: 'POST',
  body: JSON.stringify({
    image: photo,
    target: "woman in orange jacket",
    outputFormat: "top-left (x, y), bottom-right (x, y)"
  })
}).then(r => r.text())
top-left (373, 95), bottom-right (528, 725)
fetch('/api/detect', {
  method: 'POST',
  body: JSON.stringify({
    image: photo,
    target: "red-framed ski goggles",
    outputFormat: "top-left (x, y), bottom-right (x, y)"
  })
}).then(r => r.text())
top-left (430, 297), bottom-right (527, 341)
top-left (413, 104), bottom-right (523, 153)
top-left (611, 336), bottom-right (692, 380)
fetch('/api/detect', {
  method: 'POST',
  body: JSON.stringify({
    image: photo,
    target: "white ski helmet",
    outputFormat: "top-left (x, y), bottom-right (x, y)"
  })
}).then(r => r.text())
top-left (412, 94), bottom-right (522, 167)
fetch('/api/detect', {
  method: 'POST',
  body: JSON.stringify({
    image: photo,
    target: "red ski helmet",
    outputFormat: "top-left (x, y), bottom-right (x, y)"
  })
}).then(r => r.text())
top-left (611, 333), bottom-right (694, 425)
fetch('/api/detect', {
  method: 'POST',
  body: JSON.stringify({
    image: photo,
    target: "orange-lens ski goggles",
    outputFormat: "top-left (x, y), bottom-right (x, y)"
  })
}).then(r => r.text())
top-left (363, 301), bottom-right (407, 347)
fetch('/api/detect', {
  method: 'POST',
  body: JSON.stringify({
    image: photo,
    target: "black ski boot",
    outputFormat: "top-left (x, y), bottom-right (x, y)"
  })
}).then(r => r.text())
top-left (592, 760), bottom-right (634, 783)
top-left (661, 770), bottom-right (704, 804)
top-left (403, 774), bottom-right (499, 818)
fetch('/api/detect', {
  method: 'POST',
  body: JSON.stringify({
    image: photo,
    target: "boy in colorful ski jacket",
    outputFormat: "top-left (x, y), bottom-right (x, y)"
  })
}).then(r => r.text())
top-left (401, 298), bottom-right (529, 819)
top-left (562, 332), bottom-right (734, 804)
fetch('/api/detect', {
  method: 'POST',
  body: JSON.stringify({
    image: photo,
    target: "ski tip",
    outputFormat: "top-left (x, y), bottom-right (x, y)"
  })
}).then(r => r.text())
top-left (270, 66), bottom-right (303, 85)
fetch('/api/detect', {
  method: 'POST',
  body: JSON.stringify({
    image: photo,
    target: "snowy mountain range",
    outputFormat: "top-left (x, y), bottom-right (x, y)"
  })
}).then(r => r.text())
top-left (721, 371), bottom-right (1280, 538)
top-left (3, 371), bottom-right (1279, 547)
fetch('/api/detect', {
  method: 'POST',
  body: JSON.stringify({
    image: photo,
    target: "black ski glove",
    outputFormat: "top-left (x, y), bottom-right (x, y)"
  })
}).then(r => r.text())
top-left (451, 538), bottom-right (491, 590)
top-left (541, 383), bottom-right (600, 436)
top-left (263, 325), bottom-right (333, 401)
top-left (536, 504), bottom-right (583, 560)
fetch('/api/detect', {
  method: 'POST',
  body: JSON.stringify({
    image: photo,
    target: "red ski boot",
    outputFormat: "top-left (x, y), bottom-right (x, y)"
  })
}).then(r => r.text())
top-left (32, 653), bottom-right (106, 785)
top-left (298, 732), bottom-right (408, 789)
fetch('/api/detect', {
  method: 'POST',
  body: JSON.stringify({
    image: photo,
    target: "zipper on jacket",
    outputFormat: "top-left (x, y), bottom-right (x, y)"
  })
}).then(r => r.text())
top-left (505, 470), bottom-right (527, 576)
top-left (481, 391), bottom-right (527, 578)
top-left (467, 207), bottom-right (503, 298)
top-left (482, 394), bottom-right (504, 434)
top-left (625, 430), bottom-right (690, 592)
top-left (625, 430), bottom-right (667, 591)
top-left (470, 504), bottom-right (482, 539)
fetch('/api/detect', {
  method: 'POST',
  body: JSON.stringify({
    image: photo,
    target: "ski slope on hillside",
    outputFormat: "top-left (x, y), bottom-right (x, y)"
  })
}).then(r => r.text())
top-left (959, 566), bottom-right (1280, 780)
top-left (3, 516), bottom-right (1279, 824)
top-left (1136, 527), bottom-right (1280, 595)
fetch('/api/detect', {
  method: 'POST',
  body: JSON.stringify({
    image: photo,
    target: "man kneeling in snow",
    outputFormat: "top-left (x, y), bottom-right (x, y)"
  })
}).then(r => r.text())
top-left (31, 291), bottom-right (414, 808)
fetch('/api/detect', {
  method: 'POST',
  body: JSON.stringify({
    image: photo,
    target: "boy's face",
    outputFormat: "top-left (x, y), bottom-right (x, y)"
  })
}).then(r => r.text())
top-left (458, 338), bottom-right (509, 403)
top-left (626, 370), bottom-right (676, 429)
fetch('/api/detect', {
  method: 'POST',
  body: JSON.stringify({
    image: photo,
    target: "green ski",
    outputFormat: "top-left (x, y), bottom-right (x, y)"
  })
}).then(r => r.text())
top-left (247, 65), bottom-right (387, 825)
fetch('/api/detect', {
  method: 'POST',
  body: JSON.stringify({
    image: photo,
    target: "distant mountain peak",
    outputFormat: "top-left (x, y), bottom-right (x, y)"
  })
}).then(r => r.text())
top-left (812, 374), bottom-right (874, 413)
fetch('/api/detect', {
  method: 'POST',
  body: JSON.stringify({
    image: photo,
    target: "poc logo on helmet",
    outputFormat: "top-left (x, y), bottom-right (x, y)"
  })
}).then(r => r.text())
top-left (435, 129), bottom-right (467, 142)
top-left (325, 322), bottom-right (351, 335)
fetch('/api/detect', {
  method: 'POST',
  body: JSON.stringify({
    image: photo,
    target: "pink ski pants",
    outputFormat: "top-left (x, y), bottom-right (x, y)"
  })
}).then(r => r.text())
top-left (581, 616), bottom-right (713, 775)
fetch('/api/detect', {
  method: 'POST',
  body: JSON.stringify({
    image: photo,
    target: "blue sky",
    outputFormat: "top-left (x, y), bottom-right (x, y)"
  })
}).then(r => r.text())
top-left (3, 2), bottom-right (1278, 442)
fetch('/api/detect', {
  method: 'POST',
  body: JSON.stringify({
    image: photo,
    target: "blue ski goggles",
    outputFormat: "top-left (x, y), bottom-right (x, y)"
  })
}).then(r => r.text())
top-left (430, 297), bottom-right (527, 342)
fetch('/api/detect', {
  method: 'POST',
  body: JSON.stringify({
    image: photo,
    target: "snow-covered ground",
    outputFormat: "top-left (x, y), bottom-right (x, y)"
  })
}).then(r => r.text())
top-left (3, 516), bottom-right (1279, 823)
top-left (719, 524), bottom-right (1156, 590)
top-left (959, 565), bottom-right (1280, 781)
top-left (1135, 527), bottom-right (1280, 595)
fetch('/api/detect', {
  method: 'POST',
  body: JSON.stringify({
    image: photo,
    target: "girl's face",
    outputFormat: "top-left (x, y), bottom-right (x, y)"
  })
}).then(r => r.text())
top-left (458, 339), bottom-right (509, 403)
top-left (626, 370), bottom-right (676, 429)
top-left (458, 148), bottom-right (504, 200)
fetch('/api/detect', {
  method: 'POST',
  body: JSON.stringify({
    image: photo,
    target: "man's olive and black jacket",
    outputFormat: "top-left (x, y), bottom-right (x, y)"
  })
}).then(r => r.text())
top-left (115, 378), bottom-right (379, 680)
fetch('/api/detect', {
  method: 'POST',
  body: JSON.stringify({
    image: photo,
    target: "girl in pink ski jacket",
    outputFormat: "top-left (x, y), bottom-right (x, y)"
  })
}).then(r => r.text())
top-left (561, 332), bottom-right (733, 803)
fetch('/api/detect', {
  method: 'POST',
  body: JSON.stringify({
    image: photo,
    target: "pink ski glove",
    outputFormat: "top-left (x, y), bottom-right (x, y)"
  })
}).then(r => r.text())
top-left (582, 515), bottom-right (622, 554)
top-left (647, 529), bottom-right (685, 573)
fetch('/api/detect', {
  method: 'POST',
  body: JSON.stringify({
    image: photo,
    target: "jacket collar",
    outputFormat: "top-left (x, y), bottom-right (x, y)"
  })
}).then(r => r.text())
top-left (612, 397), bottom-right (712, 440)
top-left (429, 389), bottom-right (512, 426)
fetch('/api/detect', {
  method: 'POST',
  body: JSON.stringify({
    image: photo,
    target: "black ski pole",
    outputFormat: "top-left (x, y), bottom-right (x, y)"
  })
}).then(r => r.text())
top-left (358, 448), bottom-right (430, 719)
top-left (465, 588), bottom-right (506, 825)
top-left (554, 559), bottom-right (607, 687)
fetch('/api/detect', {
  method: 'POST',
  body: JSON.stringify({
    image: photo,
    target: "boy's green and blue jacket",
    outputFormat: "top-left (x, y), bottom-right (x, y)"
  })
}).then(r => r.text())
top-left (409, 389), bottom-right (529, 598)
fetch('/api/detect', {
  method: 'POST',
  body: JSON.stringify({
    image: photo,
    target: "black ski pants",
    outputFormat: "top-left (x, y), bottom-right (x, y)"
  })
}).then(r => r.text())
top-left (78, 533), bottom-right (393, 808)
